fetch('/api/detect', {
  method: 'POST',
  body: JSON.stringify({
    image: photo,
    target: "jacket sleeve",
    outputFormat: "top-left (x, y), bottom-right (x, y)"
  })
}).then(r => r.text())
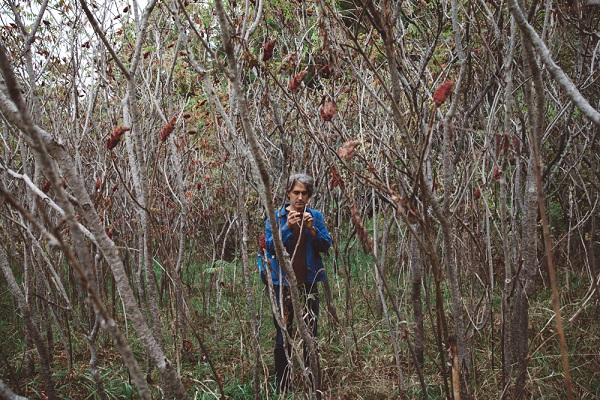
top-left (309, 210), bottom-right (332, 253)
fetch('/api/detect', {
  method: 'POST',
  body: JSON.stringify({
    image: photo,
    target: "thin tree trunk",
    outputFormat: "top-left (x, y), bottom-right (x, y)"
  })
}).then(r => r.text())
top-left (510, 25), bottom-right (546, 397)
top-left (88, 315), bottom-right (109, 400)
top-left (167, 135), bottom-right (188, 342)
top-left (372, 192), bottom-right (406, 392)
top-left (589, 202), bottom-right (599, 302)
top-left (237, 180), bottom-right (262, 399)
top-left (377, 209), bottom-right (394, 319)
top-left (23, 245), bottom-right (36, 378)
top-left (501, 14), bottom-right (518, 391)
top-left (410, 223), bottom-right (425, 367)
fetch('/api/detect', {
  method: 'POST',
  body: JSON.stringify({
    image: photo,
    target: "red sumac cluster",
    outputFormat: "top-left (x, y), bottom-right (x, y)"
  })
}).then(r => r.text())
top-left (106, 126), bottom-right (131, 150)
top-left (320, 101), bottom-right (338, 121)
top-left (262, 39), bottom-right (275, 62)
top-left (338, 140), bottom-right (361, 160)
top-left (288, 71), bottom-right (308, 91)
top-left (433, 81), bottom-right (454, 107)
top-left (160, 115), bottom-right (177, 142)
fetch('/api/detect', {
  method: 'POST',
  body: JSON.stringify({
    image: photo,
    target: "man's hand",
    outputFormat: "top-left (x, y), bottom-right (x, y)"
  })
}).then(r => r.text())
top-left (302, 212), bottom-right (317, 237)
top-left (286, 211), bottom-right (302, 229)
top-left (302, 212), bottom-right (314, 229)
top-left (286, 211), bottom-right (315, 233)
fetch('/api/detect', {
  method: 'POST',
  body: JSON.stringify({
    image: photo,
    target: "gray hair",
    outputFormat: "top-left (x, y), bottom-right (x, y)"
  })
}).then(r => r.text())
top-left (286, 173), bottom-right (314, 197)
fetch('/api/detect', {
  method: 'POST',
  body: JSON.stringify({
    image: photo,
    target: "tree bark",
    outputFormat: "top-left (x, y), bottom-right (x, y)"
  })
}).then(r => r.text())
top-left (510, 23), bottom-right (546, 398)
top-left (410, 224), bottom-right (425, 367)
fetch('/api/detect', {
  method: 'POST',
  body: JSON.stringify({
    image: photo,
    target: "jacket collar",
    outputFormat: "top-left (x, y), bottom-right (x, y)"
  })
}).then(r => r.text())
top-left (276, 203), bottom-right (289, 217)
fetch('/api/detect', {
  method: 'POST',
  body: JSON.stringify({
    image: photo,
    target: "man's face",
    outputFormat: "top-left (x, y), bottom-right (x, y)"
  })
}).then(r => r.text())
top-left (288, 182), bottom-right (310, 212)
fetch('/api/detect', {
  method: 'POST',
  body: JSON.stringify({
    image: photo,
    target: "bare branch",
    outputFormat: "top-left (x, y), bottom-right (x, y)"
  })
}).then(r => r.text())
top-left (507, 0), bottom-right (600, 126)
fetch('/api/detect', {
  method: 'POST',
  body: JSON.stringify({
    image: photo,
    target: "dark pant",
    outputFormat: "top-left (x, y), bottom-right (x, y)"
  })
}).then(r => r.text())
top-left (273, 283), bottom-right (319, 393)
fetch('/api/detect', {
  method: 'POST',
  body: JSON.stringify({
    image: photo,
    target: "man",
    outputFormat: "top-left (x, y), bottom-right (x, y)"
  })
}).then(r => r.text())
top-left (265, 173), bottom-right (332, 393)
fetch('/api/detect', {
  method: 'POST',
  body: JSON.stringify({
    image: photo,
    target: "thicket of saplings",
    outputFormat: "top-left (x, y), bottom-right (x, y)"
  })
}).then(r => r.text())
top-left (0, 216), bottom-right (597, 399)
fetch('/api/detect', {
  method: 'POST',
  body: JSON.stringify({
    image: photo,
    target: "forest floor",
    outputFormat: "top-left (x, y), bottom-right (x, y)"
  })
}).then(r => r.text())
top-left (0, 262), bottom-right (598, 399)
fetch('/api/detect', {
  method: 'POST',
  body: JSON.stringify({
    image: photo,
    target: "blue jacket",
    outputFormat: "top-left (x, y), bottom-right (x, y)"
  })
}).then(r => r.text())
top-left (265, 205), bottom-right (332, 286)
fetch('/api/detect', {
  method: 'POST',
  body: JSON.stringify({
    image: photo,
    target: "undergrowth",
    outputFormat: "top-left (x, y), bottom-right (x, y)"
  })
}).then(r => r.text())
top-left (0, 253), bottom-right (598, 399)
